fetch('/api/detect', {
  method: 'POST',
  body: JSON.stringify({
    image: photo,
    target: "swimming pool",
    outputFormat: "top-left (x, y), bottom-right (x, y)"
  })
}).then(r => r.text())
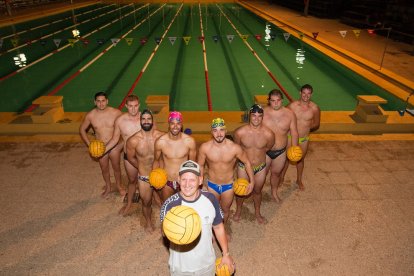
top-left (0, 2), bottom-right (406, 113)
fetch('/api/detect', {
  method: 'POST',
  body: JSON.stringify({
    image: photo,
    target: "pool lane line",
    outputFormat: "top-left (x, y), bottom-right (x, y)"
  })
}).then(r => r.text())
top-left (1, 3), bottom-right (146, 85)
top-left (216, 4), bottom-right (293, 103)
top-left (118, 3), bottom-right (184, 110)
top-left (198, 3), bottom-right (213, 111)
top-left (1, 4), bottom-right (133, 56)
top-left (41, 4), bottom-right (158, 96)
top-left (1, 4), bottom-right (115, 41)
top-left (22, 4), bottom-right (153, 112)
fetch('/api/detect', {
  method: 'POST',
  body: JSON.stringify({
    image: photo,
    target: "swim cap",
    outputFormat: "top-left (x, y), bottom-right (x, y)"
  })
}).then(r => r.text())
top-left (249, 104), bottom-right (264, 114)
top-left (168, 111), bottom-right (183, 123)
top-left (211, 117), bottom-right (226, 129)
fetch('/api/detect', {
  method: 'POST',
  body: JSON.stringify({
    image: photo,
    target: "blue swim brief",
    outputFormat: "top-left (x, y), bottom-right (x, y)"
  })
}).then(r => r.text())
top-left (207, 180), bottom-right (233, 195)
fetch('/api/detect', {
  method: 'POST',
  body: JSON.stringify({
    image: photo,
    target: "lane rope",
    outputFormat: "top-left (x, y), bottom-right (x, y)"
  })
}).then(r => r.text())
top-left (216, 3), bottom-right (293, 102)
top-left (198, 3), bottom-right (213, 111)
top-left (118, 3), bottom-right (184, 110)
top-left (23, 4), bottom-right (154, 112)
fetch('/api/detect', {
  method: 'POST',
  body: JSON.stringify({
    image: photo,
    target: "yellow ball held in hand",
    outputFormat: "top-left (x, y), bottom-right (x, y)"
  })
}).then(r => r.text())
top-left (163, 205), bottom-right (201, 245)
top-left (88, 140), bottom-right (105, 158)
top-left (287, 146), bottom-right (303, 162)
top-left (149, 168), bottom-right (168, 189)
top-left (233, 178), bottom-right (250, 196)
top-left (215, 257), bottom-right (234, 276)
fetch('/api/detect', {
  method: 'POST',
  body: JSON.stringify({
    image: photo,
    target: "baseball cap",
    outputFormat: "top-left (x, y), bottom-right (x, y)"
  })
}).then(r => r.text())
top-left (179, 160), bottom-right (200, 176)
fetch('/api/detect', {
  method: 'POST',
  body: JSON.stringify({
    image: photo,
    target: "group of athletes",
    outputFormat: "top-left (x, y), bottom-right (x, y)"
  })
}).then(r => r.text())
top-left (79, 85), bottom-right (319, 274)
top-left (79, 84), bottom-right (320, 228)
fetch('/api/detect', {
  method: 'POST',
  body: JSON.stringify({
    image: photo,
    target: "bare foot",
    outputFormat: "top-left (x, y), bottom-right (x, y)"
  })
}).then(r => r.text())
top-left (232, 212), bottom-right (241, 223)
top-left (271, 189), bottom-right (282, 203)
top-left (119, 205), bottom-right (134, 216)
top-left (297, 181), bottom-right (305, 191)
top-left (118, 205), bottom-right (126, 215)
top-left (256, 214), bottom-right (268, 224)
top-left (101, 187), bottom-right (111, 199)
top-left (118, 187), bottom-right (127, 197)
top-left (144, 222), bottom-right (155, 233)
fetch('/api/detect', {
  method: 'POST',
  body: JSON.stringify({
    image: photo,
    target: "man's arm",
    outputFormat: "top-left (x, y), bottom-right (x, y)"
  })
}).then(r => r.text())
top-left (126, 136), bottom-right (139, 169)
top-left (197, 144), bottom-right (207, 178)
top-left (187, 137), bottom-right (197, 161)
top-left (236, 147), bottom-right (255, 193)
top-left (213, 223), bottom-right (235, 272)
top-left (79, 113), bottom-right (92, 147)
top-left (266, 129), bottom-right (275, 151)
top-left (311, 105), bottom-right (321, 131)
top-left (233, 127), bottom-right (242, 145)
top-left (153, 138), bottom-right (163, 169)
top-left (289, 111), bottom-right (299, 147)
top-left (104, 117), bottom-right (122, 154)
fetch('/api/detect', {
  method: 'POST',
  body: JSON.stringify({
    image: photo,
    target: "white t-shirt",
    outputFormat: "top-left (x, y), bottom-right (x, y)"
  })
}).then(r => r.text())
top-left (160, 190), bottom-right (223, 273)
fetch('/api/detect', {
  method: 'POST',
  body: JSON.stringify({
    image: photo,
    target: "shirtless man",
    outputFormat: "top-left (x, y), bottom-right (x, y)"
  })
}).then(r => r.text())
top-left (283, 84), bottom-right (320, 190)
top-left (125, 110), bottom-right (164, 231)
top-left (263, 89), bottom-right (299, 202)
top-left (79, 92), bottom-right (123, 198)
top-left (153, 111), bottom-right (197, 203)
top-left (233, 105), bottom-right (274, 224)
top-left (198, 118), bottom-right (255, 223)
top-left (104, 95), bottom-right (141, 200)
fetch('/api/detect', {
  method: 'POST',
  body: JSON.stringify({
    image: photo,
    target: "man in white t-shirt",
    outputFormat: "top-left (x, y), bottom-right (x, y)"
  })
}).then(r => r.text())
top-left (160, 160), bottom-right (235, 276)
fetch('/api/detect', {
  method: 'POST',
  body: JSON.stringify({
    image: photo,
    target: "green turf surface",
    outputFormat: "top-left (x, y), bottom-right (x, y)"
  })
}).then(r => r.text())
top-left (0, 3), bottom-right (406, 113)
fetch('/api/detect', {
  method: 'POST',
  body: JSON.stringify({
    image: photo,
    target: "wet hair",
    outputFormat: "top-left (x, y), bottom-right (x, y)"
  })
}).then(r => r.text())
top-left (126, 94), bottom-right (140, 104)
top-left (267, 89), bottom-right (284, 103)
top-left (300, 84), bottom-right (313, 93)
top-left (94, 91), bottom-right (107, 100)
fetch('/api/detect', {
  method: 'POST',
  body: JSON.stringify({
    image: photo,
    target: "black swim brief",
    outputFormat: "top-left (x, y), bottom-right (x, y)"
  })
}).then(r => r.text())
top-left (266, 147), bottom-right (286, 159)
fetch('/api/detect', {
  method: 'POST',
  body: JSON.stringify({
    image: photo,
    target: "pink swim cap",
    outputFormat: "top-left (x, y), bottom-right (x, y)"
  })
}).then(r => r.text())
top-left (168, 111), bottom-right (183, 123)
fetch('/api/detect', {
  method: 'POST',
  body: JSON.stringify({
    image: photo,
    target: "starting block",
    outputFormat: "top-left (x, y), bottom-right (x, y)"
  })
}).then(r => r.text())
top-left (31, 96), bottom-right (64, 123)
top-left (352, 95), bottom-right (389, 123)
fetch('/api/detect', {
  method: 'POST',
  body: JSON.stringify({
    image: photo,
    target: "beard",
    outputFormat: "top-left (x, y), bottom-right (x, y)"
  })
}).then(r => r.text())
top-left (214, 136), bottom-right (225, 143)
top-left (141, 123), bottom-right (153, 131)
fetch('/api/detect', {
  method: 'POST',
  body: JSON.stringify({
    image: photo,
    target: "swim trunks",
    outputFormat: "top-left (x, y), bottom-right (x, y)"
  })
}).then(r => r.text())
top-left (138, 175), bottom-right (150, 183)
top-left (288, 134), bottom-right (310, 144)
top-left (166, 180), bottom-right (180, 192)
top-left (238, 161), bottom-right (266, 175)
top-left (299, 136), bottom-right (310, 144)
top-left (207, 180), bottom-right (233, 195)
top-left (266, 147), bottom-right (286, 159)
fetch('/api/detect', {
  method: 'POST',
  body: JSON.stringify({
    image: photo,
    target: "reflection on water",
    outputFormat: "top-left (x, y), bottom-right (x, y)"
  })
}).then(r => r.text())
top-left (13, 53), bottom-right (27, 68)
top-left (296, 48), bottom-right (305, 69)
top-left (295, 47), bottom-right (305, 80)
